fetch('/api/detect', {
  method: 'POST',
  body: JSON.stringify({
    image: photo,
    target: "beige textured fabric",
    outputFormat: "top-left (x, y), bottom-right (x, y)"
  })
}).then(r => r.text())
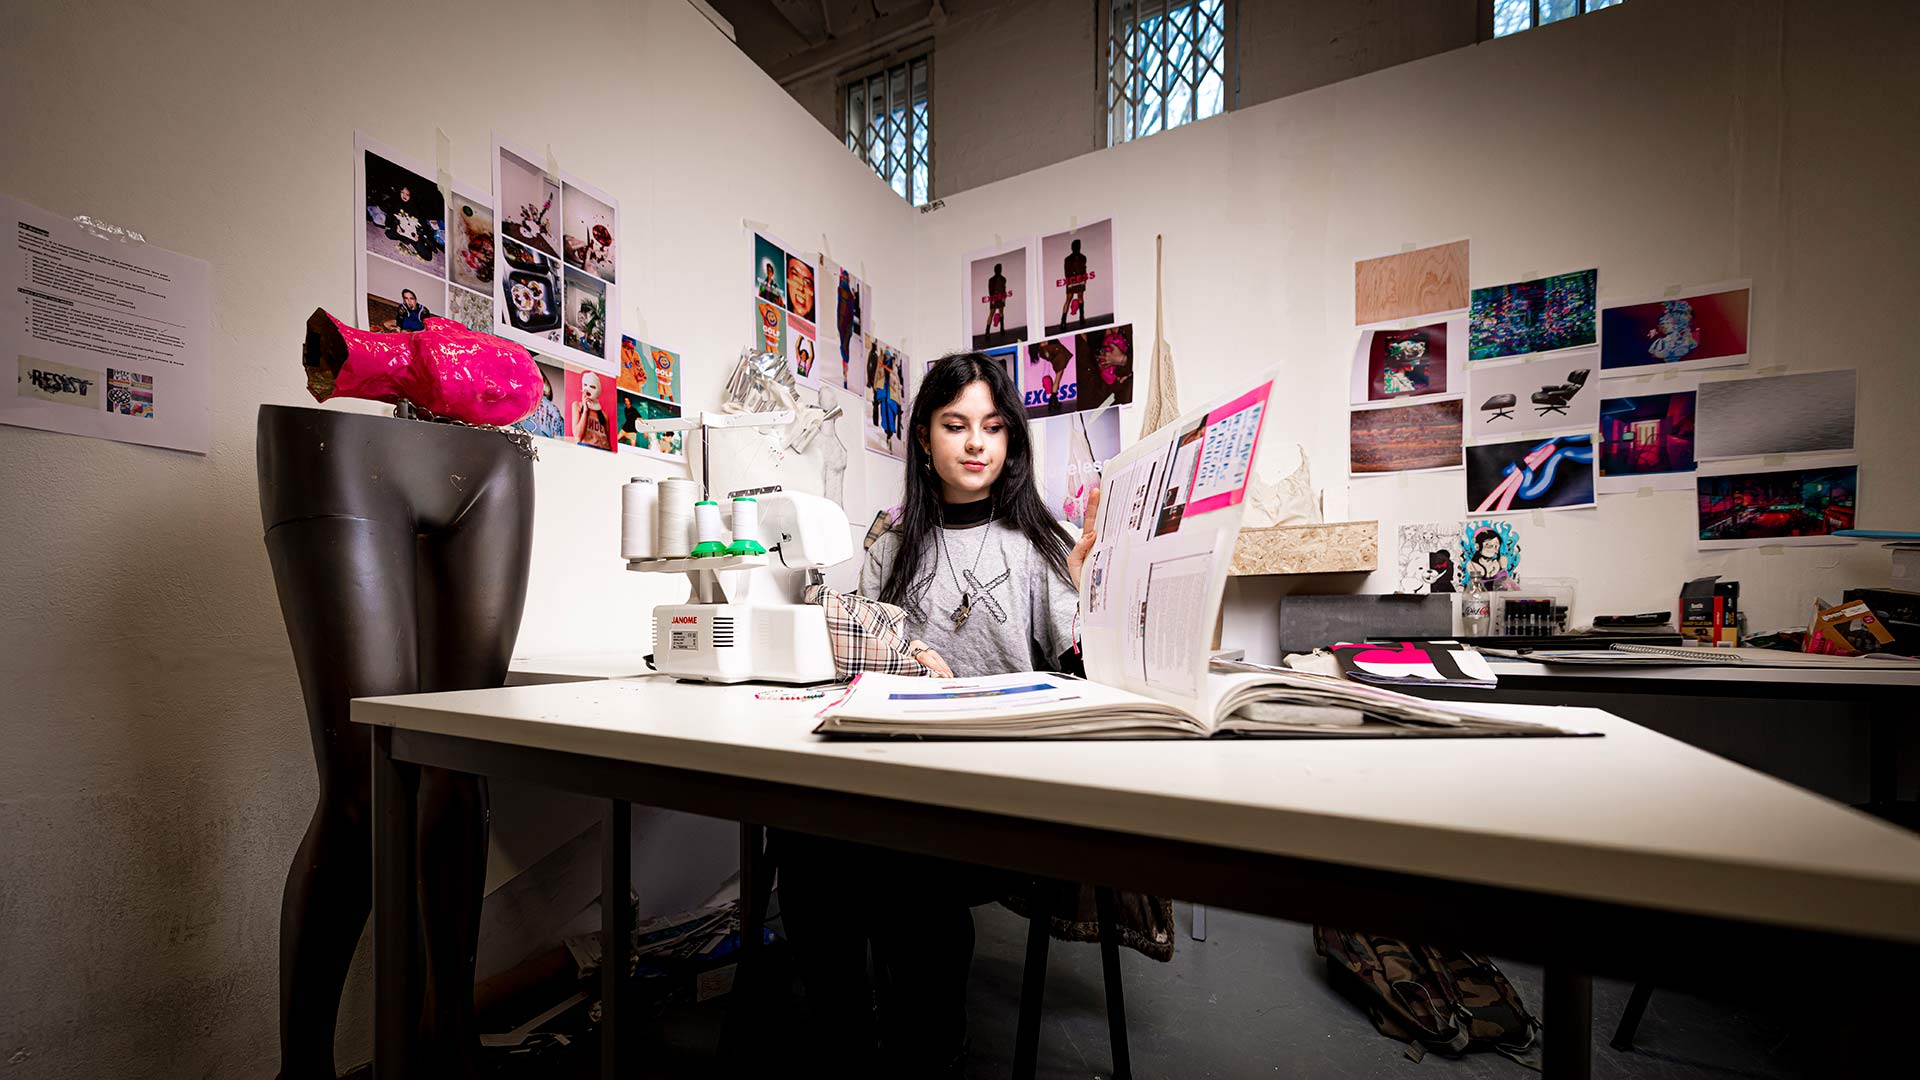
top-left (1135, 234), bottom-right (1182, 438)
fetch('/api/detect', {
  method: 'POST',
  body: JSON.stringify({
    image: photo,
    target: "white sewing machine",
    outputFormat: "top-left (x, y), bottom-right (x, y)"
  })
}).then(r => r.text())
top-left (629, 489), bottom-right (853, 685)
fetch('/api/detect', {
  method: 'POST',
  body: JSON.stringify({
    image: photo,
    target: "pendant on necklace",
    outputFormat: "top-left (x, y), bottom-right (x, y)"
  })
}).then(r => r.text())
top-left (952, 594), bottom-right (972, 631)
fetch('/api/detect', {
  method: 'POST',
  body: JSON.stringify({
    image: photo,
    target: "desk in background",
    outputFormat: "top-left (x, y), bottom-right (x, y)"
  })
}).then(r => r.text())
top-left (1402, 658), bottom-right (1920, 809)
top-left (356, 676), bottom-right (1920, 1080)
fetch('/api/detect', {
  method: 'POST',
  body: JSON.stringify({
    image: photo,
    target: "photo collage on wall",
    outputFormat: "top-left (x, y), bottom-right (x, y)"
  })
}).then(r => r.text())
top-left (493, 140), bottom-right (620, 374)
top-left (357, 134), bottom-right (495, 341)
top-left (616, 336), bottom-right (685, 461)
top-left (753, 229), bottom-right (874, 460)
top-left (1347, 241), bottom-right (1470, 481)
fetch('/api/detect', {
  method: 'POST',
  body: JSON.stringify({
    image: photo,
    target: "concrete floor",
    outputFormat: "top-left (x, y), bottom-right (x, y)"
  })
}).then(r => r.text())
top-left (957, 903), bottom-right (1798, 1080)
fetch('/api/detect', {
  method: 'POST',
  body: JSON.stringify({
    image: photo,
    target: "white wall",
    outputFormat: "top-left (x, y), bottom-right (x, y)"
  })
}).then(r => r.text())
top-left (0, 1), bottom-right (916, 1076)
top-left (911, 0), bottom-right (1920, 651)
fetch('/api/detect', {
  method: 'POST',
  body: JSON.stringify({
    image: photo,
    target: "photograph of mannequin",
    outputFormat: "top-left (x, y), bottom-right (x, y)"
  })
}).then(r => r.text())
top-left (567, 369), bottom-right (614, 451)
top-left (780, 351), bottom-right (1100, 1077)
top-left (1041, 219), bottom-right (1115, 336)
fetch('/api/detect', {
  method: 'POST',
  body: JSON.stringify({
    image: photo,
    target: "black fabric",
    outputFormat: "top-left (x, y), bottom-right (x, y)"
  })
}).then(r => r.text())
top-left (938, 496), bottom-right (995, 527)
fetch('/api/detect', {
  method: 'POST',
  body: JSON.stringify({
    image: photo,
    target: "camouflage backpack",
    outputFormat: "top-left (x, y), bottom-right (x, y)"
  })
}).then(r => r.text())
top-left (1313, 926), bottom-right (1541, 1066)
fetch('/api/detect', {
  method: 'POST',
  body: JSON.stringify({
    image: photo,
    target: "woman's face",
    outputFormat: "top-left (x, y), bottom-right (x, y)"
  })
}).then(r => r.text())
top-left (923, 379), bottom-right (1008, 504)
top-left (787, 258), bottom-right (813, 312)
top-left (1477, 536), bottom-right (1500, 559)
top-left (581, 372), bottom-right (602, 402)
top-left (401, 289), bottom-right (417, 307)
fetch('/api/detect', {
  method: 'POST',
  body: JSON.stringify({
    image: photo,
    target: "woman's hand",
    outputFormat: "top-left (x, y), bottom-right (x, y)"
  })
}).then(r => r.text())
top-left (569, 399), bottom-right (587, 441)
top-left (907, 640), bottom-right (954, 678)
top-left (1068, 487), bottom-right (1101, 590)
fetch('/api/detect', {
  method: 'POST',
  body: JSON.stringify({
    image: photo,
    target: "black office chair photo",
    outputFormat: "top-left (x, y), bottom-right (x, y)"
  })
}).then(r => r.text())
top-left (1480, 393), bottom-right (1517, 422)
top-left (1531, 368), bottom-right (1590, 416)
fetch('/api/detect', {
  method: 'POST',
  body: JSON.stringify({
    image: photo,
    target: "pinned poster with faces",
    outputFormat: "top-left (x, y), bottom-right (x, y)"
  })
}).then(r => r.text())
top-left (1021, 335), bottom-right (1079, 418)
top-left (750, 228), bottom-right (824, 385)
top-left (817, 256), bottom-right (872, 396)
top-left (493, 141), bottom-right (620, 374)
top-left (1040, 218), bottom-right (1115, 337)
top-left (1460, 518), bottom-right (1523, 591)
top-left (618, 390), bottom-right (685, 461)
top-left (965, 241), bottom-right (1032, 350)
top-left (864, 338), bottom-right (910, 460)
top-left (1073, 323), bottom-right (1134, 412)
top-left (355, 134), bottom-right (499, 342)
top-left (788, 316), bottom-right (819, 388)
top-left (1395, 521), bottom-right (1463, 595)
top-left (620, 335), bottom-right (681, 404)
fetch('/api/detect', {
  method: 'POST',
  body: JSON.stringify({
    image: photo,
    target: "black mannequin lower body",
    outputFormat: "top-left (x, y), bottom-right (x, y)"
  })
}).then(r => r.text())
top-left (257, 405), bottom-right (533, 1078)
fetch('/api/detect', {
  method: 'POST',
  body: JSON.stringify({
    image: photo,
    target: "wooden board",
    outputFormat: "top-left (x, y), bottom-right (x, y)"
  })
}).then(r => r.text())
top-left (1354, 240), bottom-right (1470, 325)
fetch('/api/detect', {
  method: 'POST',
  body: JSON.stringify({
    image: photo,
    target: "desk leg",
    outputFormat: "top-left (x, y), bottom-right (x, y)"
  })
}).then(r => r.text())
top-left (1544, 962), bottom-right (1592, 1080)
top-left (372, 726), bottom-right (420, 1080)
top-left (603, 799), bottom-right (633, 1080)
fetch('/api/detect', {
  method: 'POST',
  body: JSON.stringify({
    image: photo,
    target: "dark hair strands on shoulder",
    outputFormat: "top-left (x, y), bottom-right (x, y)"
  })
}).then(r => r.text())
top-left (879, 351), bottom-right (1073, 607)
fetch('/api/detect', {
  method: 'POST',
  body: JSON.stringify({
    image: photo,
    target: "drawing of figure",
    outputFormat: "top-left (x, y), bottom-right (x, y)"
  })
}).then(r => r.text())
top-left (1466, 527), bottom-right (1511, 590)
top-left (1427, 548), bottom-right (1456, 593)
top-left (1647, 299), bottom-right (1699, 362)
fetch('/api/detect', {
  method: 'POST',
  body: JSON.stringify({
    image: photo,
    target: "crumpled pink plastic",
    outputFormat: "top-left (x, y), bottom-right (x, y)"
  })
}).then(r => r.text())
top-left (302, 308), bottom-right (541, 427)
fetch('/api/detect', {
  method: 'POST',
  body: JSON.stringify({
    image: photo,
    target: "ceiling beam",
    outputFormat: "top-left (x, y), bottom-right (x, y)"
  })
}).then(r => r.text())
top-left (767, 1), bottom-right (942, 85)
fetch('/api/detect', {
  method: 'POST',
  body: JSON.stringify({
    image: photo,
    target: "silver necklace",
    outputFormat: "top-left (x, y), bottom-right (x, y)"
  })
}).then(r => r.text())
top-left (934, 500), bottom-right (996, 630)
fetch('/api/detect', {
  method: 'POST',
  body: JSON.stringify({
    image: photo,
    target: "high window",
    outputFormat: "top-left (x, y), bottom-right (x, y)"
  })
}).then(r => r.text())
top-left (844, 54), bottom-right (932, 206)
top-left (1105, 0), bottom-right (1230, 148)
top-left (1493, 0), bottom-right (1624, 37)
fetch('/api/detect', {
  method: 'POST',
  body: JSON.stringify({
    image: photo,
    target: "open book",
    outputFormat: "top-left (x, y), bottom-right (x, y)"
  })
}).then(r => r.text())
top-left (813, 667), bottom-right (1590, 739)
top-left (816, 370), bottom-right (1587, 740)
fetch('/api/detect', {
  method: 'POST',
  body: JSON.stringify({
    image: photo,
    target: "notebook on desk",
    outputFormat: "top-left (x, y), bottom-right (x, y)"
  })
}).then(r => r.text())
top-left (815, 373), bottom-right (1588, 741)
top-left (1480, 644), bottom-right (1920, 669)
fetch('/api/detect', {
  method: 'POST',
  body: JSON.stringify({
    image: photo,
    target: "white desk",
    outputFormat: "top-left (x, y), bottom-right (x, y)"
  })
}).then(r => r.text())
top-left (354, 677), bottom-right (1920, 1079)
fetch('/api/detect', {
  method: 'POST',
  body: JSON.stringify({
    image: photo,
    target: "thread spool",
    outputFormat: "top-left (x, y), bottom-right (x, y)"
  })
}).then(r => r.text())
top-left (727, 496), bottom-right (766, 556)
top-left (620, 478), bottom-right (659, 560)
top-left (690, 500), bottom-right (728, 557)
top-left (657, 477), bottom-right (696, 558)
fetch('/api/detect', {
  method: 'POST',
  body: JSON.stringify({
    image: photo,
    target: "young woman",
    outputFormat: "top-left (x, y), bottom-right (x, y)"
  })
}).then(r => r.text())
top-left (779, 351), bottom-right (1099, 1078)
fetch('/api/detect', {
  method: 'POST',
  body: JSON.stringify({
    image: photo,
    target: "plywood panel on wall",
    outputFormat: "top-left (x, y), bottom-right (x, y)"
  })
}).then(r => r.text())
top-left (1354, 239), bottom-right (1470, 324)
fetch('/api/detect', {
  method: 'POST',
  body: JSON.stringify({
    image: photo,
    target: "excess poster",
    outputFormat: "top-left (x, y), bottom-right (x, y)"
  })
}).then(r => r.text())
top-left (1040, 218), bottom-right (1115, 336)
top-left (966, 242), bottom-right (1031, 350)
top-left (493, 140), bottom-right (620, 373)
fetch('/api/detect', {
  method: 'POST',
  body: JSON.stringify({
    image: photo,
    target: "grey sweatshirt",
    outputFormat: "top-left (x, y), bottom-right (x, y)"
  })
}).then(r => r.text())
top-left (861, 519), bottom-right (1079, 677)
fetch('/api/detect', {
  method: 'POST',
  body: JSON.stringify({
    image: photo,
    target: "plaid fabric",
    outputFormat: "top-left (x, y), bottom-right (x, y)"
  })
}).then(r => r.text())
top-left (804, 583), bottom-right (928, 679)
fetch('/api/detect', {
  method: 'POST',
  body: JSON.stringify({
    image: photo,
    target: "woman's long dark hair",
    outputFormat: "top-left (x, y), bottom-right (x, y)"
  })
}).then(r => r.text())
top-left (878, 351), bottom-right (1072, 606)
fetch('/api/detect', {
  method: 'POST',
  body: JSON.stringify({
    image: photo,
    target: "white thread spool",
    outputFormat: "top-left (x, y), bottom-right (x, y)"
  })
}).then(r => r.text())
top-left (620, 478), bottom-right (658, 560)
top-left (727, 496), bottom-right (766, 556)
top-left (657, 477), bottom-right (696, 558)
top-left (691, 499), bottom-right (727, 557)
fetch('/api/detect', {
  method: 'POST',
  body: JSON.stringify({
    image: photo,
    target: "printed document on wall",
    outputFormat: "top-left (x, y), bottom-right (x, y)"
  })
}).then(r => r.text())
top-left (1082, 372), bottom-right (1277, 714)
top-left (1, 193), bottom-right (211, 453)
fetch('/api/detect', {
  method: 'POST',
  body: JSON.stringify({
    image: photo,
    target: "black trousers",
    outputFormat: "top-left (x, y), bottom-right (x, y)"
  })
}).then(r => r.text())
top-left (774, 830), bottom-right (1016, 1073)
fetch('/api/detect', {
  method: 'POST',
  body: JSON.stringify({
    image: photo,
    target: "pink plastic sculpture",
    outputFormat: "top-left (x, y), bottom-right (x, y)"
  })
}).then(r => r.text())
top-left (301, 307), bottom-right (541, 426)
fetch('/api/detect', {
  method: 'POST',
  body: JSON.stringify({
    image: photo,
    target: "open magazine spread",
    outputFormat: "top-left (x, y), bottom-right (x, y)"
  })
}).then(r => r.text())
top-left (815, 370), bottom-right (1588, 740)
top-left (812, 667), bottom-right (1590, 739)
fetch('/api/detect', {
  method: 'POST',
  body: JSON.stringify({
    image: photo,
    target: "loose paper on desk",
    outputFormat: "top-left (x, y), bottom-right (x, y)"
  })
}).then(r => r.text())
top-left (1, 193), bottom-right (211, 453)
top-left (1081, 371), bottom-right (1275, 710)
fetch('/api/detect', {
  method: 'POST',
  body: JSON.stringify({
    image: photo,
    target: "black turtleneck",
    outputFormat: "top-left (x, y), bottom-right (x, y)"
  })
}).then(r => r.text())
top-left (939, 495), bottom-right (995, 528)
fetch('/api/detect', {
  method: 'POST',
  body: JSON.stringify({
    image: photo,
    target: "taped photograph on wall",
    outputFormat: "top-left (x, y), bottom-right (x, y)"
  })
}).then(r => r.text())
top-left (1395, 521), bottom-right (1462, 594)
top-left (1469, 269), bottom-right (1597, 361)
top-left (789, 315), bottom-right (818, 388)
top-left (619, 336), bottom-right (681, 404)
top-left (1460, 519), bottom-right (1522, 591)
top-left (361, 142), bottom-right (445, 276)
top-left (755, 299), bottom-right (787, 358)
top-left (1465, 434), bottom-right (1595, 513)
top-left (492, 141), bottom-right (620, 373)
top-left (1075, 323), bottom-right (1134, 412)
top-left (786, 251), bottom-right (816, 323)
top-left (933, 346), bottom-right (1017, 386)
top-left (1354, 239), bottom-right (1470, 325)
top-left (1350, 318), bottom-right (1464, 405)
top-left (1597, 388), bottom-right (1696, 493)
top-left (513, 359), bottom-right (568, 440)
top-left (619, 390), bottom-right (684, 461)
top-left (865, 339), bottom-right (909, 459)
top-left (1022, 335), bottom-right (1079, 418)
top-left (1695, 369), bottom-right (1856, 460)
top-left (966, 242), bottom-right (1031, 350)
top-left (1040, 218), bottom-right (1115, 336)
top-left (564, 368), bottom-right (617, 452)
top-left (819, 257), bottom-right (871, 396)
top-left (1466, 352), bottom-right (1598, 437)
top-left (1041, 407), bottom-right (1122, 527)
top-left (448, 187), bottom-right (496, 296)
top-left (1600, 285), bottom-right (1749, 376)
top-left (1348, 398), bottom-right (1464, 475)
top-left (1697, 461), bottom-right (1857, 549)
top-left (363, 252), bottom-right (447, 335)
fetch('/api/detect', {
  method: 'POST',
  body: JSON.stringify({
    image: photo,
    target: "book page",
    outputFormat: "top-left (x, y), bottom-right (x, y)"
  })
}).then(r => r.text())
top-left (1082, 373), bottom-right (1277, 716)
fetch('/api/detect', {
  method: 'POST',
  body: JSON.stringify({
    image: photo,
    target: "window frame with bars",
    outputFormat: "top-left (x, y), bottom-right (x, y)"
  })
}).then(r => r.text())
top-left (1486, 0), bottom-right (1624, 39)
top-left (841, 50), bottom-right (934, 206)
top-left (1099, 0), bottom-right (1236, 149)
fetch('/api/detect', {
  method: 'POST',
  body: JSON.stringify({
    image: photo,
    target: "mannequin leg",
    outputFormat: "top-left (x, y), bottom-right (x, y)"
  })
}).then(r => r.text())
top-left (265, 516), bottom-right (418, 1080)
top-left (413, 479), bottom-right (534, 1073)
